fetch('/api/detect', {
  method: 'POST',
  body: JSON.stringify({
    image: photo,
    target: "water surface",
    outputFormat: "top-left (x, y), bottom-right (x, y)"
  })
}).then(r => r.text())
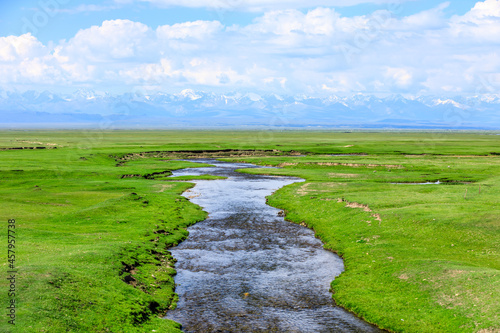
top-left (166, 159), bottom-right (383, 332)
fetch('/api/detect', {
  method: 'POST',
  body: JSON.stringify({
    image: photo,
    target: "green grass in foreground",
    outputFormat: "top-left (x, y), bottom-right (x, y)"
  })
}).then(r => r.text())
top-left (0, 130), bottom-right (499, 332)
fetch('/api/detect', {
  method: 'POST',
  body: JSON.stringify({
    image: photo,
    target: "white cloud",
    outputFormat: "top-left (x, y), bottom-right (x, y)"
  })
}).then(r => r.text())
top-left (1, 1), bottom-right (500, 96)
top-left (0, 34), bottom-right (60, 84)
top-left (181, 59), bottom-right (243, 86)
top-left (449, 0), bottom-right (500, 42)
top-left (157, 20), bottom-right (223, 39)
top-left (399, 2), bottom-right (449, 30)
top-left (246, 8), bottom-right (337, 36)
top-left (61, 20), bottom-right (153, 61)
top-left (0, 34), bottom-right (46, 62)
top-left (385, 67), bottom-right (413, 89)
top-left (463, 0), bottom-right (500, 19)
top-left (119, 58), bottom-right (175, 83)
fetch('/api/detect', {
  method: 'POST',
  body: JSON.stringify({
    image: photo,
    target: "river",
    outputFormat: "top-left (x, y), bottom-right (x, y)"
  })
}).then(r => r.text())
top-left (166, 159), bottom-right (383, 332)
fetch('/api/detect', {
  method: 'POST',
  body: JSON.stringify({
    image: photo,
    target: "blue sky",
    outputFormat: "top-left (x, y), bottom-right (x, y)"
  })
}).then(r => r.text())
top-left (0, 0), bottom-right (498, 96)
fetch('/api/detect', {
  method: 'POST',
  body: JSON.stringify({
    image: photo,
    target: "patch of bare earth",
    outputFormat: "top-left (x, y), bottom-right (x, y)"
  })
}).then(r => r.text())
top-left (337, 198), bottom-right (382, 223)
top-left (296, 182), bottom-right (346, 196)
top-left (328, 173), bottom-right (360, 178)
top-left (446, 270), bottom-right (466, 277)
top-left (154, 184), bottom-right (173, 193)
top-left (25, 200), bottom-right (70, 206)
top-left (16, 140), bottom-right (58, 146)
top-left (297, 183), bottom-right (311, 195)
top-left (277, 162), bottom-right (403, 169)
top-left (184, 189), bottom-right (201, 199)
top-left (345, 201), bottom-right (372, 212)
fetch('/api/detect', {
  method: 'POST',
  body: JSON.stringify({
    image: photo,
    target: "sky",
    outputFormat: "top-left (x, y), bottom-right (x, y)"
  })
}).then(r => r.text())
top-left (0, 0), bottom-right (499, 97)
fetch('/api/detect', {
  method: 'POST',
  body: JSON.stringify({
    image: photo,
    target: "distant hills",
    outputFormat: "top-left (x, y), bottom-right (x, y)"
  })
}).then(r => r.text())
top-left (1, 89), bottom-right (499, 129)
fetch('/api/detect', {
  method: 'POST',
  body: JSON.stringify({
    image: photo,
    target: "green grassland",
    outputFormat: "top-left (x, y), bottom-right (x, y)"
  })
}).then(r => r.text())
top-left (233, 155), bottom-right (499, 332)
top-left (0, 130), bottom-right (499, 332)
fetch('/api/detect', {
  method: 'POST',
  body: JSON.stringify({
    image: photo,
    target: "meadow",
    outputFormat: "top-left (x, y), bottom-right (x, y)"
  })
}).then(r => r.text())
top-left (0, 130), bottom-right (498, 332)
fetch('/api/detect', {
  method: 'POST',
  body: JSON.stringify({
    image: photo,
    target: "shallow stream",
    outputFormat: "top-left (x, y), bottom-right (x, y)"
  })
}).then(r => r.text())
top-left (166, 159), bottom-right (383, 332)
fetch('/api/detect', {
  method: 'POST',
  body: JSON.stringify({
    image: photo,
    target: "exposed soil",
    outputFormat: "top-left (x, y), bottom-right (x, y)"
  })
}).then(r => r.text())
top-left (336, 198), bottom-right (382, 223)
top-left (276, 162), bottom-right (403, 169)
top-left (15, 140), bottom-right (58, 146)
top-left (154, 184), bottom-right (173, 193)
top-left (0, 146), bottom-right (57, 150)
top-left (328, 173), bottom-right (361, 178)
top-left (120, 170), bottom-right (172, 179)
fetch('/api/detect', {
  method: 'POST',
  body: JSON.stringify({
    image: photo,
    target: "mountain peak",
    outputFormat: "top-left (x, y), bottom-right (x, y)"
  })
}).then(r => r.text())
top-left (178, 89), bottom-right (202, 100)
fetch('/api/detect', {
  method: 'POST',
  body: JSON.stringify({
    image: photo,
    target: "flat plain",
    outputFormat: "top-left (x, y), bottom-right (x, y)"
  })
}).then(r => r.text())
top-left (0, 130), bottom-right (498, 332)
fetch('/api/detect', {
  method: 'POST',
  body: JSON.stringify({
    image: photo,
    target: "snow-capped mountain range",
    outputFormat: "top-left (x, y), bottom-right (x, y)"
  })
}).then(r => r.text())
top-left (1, 89), bottom-right (499, 129)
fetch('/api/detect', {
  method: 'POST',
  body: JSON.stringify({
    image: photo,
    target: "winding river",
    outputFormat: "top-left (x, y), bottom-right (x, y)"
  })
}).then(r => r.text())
top-left (166, 159), bottom-right (383, 332)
